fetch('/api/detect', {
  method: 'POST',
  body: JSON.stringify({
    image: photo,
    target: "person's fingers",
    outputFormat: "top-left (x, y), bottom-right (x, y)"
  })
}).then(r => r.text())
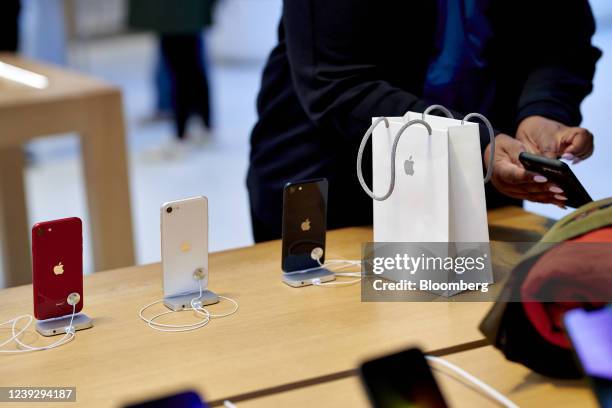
top-left (496, 181), bottom-right (569, 206)
top-left (525, 137), bottom-right (559, 159)
top-left (522, 182), bottom-right (564, 195)
top-left (526, 191), bottom-right (568, 205)
top-left (495, 160), bottom-right (539, 185)
top-left (560, 127), bottom-right (594, 162)
top-left (498, 184), bottom-right (568, 204)
top-left (536, 136), bottom-right (561, 159)
top-left (539, 149), bottom-right (559, 159)
top-left (520, 139), bottom-right (541, 156)
top-left (492, 133), bottom-right (567, 205)
top-left (494, 181), bottom-right (564, 202)
top-left (499, 134), bottom-right (528, 166)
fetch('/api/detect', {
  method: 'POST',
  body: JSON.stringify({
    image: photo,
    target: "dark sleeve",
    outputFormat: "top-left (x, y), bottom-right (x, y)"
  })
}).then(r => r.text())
top-left (282, 0), bottom-right (495, 151)
top-left (282, 1), bottom-right (439, 137)
top-left (516, 0), bottom-right (602, 127)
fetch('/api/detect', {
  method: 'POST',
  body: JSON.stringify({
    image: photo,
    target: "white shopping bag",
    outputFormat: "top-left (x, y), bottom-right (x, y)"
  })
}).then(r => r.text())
top-left (357, 105), bottom-right (494, 294)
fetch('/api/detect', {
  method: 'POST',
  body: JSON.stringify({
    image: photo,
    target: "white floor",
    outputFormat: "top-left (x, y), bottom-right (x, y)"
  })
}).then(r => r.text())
top-left (9, 8), bottom-right (612, 280)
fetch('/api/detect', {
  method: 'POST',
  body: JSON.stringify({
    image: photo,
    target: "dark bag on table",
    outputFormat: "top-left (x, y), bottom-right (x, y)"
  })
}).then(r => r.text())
top-left (479, 197), bottom-right (612, 379)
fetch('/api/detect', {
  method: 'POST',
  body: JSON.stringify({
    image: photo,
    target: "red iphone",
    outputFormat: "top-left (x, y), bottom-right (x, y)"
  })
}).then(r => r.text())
top-left (32, 217), bottom-right (83, 320)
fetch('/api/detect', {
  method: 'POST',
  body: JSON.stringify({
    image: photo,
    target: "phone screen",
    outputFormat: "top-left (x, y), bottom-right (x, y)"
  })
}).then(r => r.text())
top-left (124, 390), bottom-right (207, 408)
top-left (565, 307), bottom-right (612, 408)
top-left (359, 348), bottom-right (448, 408)
top-left (282, 179), bottom-right (328, 272)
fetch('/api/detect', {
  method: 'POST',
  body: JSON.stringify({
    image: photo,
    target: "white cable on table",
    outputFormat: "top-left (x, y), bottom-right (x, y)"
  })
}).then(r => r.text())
top-left (283, 247), bottom-right (362, 286)
top-left (0, 299), bottom-right (78, 353)
top-left (138, 275), bottom-right (239, 332)
top-left (316, 254), bottom-right (362, 286)
top-left (426, 355), bottom-right (519, 408)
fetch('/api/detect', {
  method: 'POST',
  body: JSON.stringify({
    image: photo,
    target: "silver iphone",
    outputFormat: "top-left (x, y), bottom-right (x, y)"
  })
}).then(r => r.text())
top-left (161, 196), bottom-right (218, 309)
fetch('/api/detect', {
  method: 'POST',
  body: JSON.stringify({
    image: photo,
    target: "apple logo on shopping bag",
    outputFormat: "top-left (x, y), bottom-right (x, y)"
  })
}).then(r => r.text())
top-left (404, 156), bottom-right (415, 176)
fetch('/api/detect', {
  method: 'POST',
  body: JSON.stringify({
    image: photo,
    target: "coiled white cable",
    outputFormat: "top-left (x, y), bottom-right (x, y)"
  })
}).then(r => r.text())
top-left (426, 355), bottom-right (519, 408)
top-left (0, 296), bottom-right (79, 353)
top-left (138, 275), bottom-right (239, 332)
top-left (138, 288), bottom-right (211, 333)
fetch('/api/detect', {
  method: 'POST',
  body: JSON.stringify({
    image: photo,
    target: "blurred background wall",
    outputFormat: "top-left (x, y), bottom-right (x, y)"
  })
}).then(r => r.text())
top-left (1, 0), bottom-right (611, 284)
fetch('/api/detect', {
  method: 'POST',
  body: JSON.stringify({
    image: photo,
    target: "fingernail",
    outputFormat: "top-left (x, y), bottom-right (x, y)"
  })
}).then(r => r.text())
top-left (561, 153), bottom-right (575, 160)
top-left (533, 175), bottom-right (548, 183)
top-left (549, 186), bottom-right (564, 194)
top-left (554, 194), bottom-right (568, 201)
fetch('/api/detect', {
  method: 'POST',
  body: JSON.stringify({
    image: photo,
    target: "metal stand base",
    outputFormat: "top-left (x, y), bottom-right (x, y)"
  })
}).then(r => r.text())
top-left (35, 313), bottom-right (93, 337)
top-left (163, 290), bottom-right (219, 311)
top-left (282, 268), bottom-right (336, 287)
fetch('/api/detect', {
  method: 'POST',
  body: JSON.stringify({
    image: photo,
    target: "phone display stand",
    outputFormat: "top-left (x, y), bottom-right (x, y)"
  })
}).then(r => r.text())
top-left (282, 267), bottom-right (335, 287)
top-left (35, 313), bottom-right (93, 337)
top-left (163, 290), bottom-right (219, 311)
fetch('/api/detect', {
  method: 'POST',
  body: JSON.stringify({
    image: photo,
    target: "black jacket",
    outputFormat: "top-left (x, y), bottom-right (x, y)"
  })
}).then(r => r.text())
top-left (247, 0), bottom-right (600, 240)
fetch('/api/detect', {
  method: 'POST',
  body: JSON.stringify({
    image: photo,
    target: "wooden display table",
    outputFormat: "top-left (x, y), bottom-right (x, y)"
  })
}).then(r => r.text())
top-left (0, 208), bottom-right (554, 407)
top-left (239, 346), bottom-right (597, 408)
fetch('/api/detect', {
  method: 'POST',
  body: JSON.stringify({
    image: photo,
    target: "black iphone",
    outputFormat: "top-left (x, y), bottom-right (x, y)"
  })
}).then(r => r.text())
top-left (519, 152), bottom-right (592, 208)
top-left (359, 348), bottom-right (448, 408)
top-left (281, 178), bottom-right (328, 272)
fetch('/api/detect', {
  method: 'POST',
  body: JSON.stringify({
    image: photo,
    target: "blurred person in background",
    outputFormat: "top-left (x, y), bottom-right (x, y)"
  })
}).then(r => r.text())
top-left (247, 0), bottom-right (600, 242)
top-left (150, 52), bottom-right (173, 120)
top-left (129, 0), bottom-right (217, 157)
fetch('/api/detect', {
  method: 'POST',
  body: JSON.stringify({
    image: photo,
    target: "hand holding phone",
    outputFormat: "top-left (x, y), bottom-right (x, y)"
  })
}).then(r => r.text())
top-left (519, 152), bottom-right (592, 208)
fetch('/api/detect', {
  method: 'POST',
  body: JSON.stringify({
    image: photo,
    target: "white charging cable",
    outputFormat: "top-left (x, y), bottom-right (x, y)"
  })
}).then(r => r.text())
top-left (285, 247), bottom-right (362, 287)
top-left (139, 283), bottom-right (212, 333)
top-left (426, 355), bottom-right (519, 408)
top-left (0, 293), bottom-right (80, 353)
top-left (312, 258), bottom-right (362, 287)
top-left (138, 270), bottom-right (239, 332)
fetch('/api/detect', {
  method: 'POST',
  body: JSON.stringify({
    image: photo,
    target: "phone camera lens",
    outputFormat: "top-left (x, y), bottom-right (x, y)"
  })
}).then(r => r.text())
top-left (166, 207), bottom-right (173, 214)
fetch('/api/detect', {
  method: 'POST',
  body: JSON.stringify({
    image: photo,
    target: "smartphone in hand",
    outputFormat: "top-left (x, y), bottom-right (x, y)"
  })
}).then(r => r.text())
top-left (519, 152), bottom-right (592, 208)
